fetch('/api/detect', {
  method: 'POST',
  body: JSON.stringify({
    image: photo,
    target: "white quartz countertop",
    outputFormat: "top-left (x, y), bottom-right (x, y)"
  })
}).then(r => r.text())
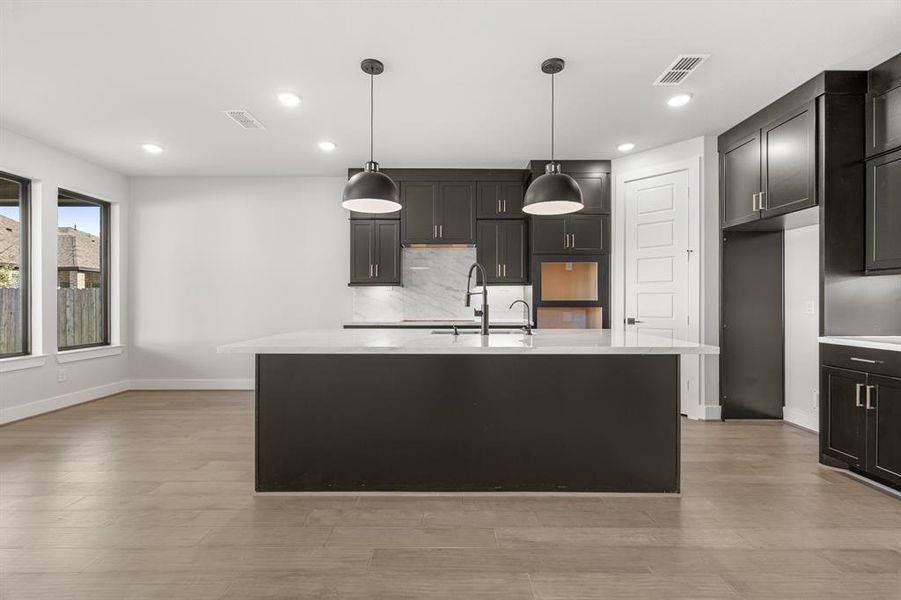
top-left (218, 329), bottom-right (720, 355)
top-left (343, 320), bottom-right (526, 328)
top-left (819, 336), bottom-right (901, 352)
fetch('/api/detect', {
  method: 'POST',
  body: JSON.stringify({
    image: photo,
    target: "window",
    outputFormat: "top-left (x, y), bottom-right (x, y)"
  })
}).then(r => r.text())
top-left (0, 172), bottom-right (30, 357)
top-left (58, 190), bottom-right (110, 350)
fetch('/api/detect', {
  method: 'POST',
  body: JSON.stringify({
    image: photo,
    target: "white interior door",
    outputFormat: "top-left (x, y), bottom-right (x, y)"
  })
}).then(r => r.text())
top-left (624, 170), bottom-right (690, 340)
top-left (624, 169), bottom-right (697, 415)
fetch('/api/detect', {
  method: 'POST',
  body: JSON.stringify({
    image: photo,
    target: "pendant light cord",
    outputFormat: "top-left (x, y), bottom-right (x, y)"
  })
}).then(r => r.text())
top-left (550, 72), bottom-right (555, 162)
top-left (369, 73), bottom-right (374, 163)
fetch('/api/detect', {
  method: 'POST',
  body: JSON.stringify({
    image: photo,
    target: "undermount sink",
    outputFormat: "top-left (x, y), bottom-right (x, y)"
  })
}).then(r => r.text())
top-left (430, 329), bottom-right (524, 335)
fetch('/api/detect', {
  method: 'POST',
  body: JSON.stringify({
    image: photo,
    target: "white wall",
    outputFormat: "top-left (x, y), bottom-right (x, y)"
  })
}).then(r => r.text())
top-left (128, 177), bottom-right (350, 387)
top-left (612, 136), bottom-right (720, 419)
top-left (0, 128), bottom-right (130, 423)
top-left (784, 225), bottom-right (820, 431)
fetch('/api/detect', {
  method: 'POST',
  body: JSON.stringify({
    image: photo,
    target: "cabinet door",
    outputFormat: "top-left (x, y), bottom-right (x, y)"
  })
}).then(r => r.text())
top-left (531, 217), bottom-right (567, 254)
top-left (761, 101), bottom-right (816, 218)
top-left (401, 182), bottom-right (437, 244)
top-left (568, 215), bottom-right (606, 255)
top-left (501, 220), bottom-right (528, 283)
top-left (721, 133), bottom-right (761, 228)
top-left (866, 149), bottom-right (901, 272)
top-left (821, 366), bottom-right (867, 467)
top-left (477, 182), bottom-right (501, 218)
top-left (573, 174), bottom-right (610, 214)
top-left (866, 82), bottom-right (901, 157)
top-left (476, 221), bottom-right (501, 285)
top-left (865, 374), bottom-right (901, 486)
top-left (372, 221), bottom-right (400, 284)
top-left (349, 221), bottom-right (373, 284)
top-left (437, 182), bottom-right (475, 243)
top-left (499, 182), bottom-right (524, 217)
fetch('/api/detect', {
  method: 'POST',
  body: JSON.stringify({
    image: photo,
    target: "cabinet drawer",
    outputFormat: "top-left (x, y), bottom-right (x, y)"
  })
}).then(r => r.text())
top-left (820, 344), bottom-right (901, 378)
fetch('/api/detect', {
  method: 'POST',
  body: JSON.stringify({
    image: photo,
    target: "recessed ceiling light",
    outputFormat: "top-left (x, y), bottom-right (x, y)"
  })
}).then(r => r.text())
top-left (142, 143), bottom-right (164, 154)
top-left (667, 93), bottom-right (693, 107)
top-left (617, 143), bottom-right (635, 152)
top-left (318, 141), bottom-right (336, 152)
top-left (277, 92), bottom-right (301, 107)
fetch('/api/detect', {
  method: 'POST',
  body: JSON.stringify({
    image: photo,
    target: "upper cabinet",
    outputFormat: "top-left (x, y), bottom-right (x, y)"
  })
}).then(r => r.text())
top-left (867, 53), bottom-right (901, 158)
top-left (526, 160), bottom-right (611, 216)
top-left (477, 182), bottom-right (525, 218)
top-left (720, 101), bottom-right (815, 229)
top-left (476, 220), bottom-right (528, 285)
top-left (532, 214), bottom-right (607, 255)
top-left (349, 220), bottom-right (400, 285)
top-left (866, 148), bottom-right (901, 274)
top-left (401, 181), bottom-right (476, 244)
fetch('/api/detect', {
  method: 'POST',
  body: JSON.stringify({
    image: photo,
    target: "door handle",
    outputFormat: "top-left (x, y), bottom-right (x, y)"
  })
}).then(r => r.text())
top-left (626, 318), bottom-right (643, 325)
top-left (866, 385), bottom-right (876, 410)
top-left (752, 193), bottom-right (759, 211)
top-left (855, 383), bottom-right (865, 408)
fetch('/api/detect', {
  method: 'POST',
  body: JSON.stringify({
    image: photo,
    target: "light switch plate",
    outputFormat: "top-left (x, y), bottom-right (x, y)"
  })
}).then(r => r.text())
top-left (804, 301), bottom-right (816, 315)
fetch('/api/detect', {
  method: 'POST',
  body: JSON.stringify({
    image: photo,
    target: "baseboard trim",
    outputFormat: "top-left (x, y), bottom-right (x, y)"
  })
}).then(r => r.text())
top-left (0, 380), bottom-right (130, 425)
top-left (129, 378), bottom-right (254, 390)
top-left (783, 407), bottom-right (819, 433)
top-left (700, 404), bottom-right (722, 421)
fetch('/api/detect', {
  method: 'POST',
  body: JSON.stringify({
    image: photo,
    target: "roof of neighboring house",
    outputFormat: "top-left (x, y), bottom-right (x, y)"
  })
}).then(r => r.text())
top-left (0, 214), bottom-right (19, 268)
top-left (0, 215), bottom-right (100, 271)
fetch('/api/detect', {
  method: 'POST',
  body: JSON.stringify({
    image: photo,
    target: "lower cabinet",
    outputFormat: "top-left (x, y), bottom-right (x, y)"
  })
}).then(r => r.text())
top-left (476, 220), bottom-right (527, 285)
top-left (821, 347), bottom-right (901, 488)
top-left (350, 220), bottom-right (400, 285)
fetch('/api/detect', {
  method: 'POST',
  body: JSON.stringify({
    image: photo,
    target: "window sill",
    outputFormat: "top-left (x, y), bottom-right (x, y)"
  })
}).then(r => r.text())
top-left (56, 345), bottom-right (124, 364)
top-left (0, 354), bottom-right (48, 373)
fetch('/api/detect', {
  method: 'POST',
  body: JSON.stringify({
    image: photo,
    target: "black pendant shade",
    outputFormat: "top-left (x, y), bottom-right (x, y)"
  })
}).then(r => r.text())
top-left (523, 57), bottom-right (583, 216)
top-left (342, 161), bottom-right (400, 213)
top-left (342, 59), bottom-right (401, 214)
top-left (523, 162), bottom-right (583, 215)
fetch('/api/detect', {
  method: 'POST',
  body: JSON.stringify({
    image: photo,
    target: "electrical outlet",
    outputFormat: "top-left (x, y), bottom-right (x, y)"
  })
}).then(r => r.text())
top-left (58, 368), bottom-right (67, 383)
top-left (805, 300), bottom-right (816, 315)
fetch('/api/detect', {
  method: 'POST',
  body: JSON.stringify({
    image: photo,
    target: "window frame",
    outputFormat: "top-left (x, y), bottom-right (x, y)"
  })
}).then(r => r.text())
top-left (0, 171), bottom-right (31, 359)
top-left (57, 189), bottom-right (111, 351)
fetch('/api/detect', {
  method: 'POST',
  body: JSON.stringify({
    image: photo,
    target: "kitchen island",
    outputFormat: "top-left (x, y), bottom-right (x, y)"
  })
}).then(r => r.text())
top-left (219, 329), bottom-right (718, 493)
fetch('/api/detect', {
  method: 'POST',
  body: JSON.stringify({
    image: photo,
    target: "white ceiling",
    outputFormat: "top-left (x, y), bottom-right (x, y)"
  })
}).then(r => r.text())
top-left (2, 0), bottom-right (900, 176)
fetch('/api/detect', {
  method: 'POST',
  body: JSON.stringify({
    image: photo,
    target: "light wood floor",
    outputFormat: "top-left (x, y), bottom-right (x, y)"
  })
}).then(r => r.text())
top-left (1, 391), bottom-right (899, 599)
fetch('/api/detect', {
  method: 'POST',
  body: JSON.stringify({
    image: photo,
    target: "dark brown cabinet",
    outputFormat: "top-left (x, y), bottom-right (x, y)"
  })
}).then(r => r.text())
top-left (761, 101), bottom-right (816, 218)
top-left (349, 220), bottom-right (400, 285)
top-left (572, 174), bottom-right (610, 215)
top-left (477, 182), bottom-right (524, 218)
top-left (532, 214), bottom-right (606, 255)
top-left (476, 220), bottom-right (527, 285)
top-left (821, 366), bottom-right (867, 467)
top-left (821, 345), bottom-right (901, 489)
top-left (721, 133), bottom-right (762, 228)
top-left (401, 181), bottom-right (475, 244)
top-left (866, 148), bottom-right (901, 273)
top-left (866, 52), bottom-right (901, 157)
top-left (720, 102), bottom-right (817, 228)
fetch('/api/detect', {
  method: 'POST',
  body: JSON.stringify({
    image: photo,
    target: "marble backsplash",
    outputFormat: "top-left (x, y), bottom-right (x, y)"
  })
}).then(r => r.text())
top-left (352, 247), bottom-right (531, 323)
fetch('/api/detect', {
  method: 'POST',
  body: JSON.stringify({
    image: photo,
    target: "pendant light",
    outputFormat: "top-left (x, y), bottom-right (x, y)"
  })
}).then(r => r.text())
top-left (523, 58), bottom-right (583, 216)
top-left (342, 59), bottom-right (401, 213)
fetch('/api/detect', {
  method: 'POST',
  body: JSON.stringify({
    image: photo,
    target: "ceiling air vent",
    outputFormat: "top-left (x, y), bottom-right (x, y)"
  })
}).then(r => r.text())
top-left (223, 109), bottom-right (265, 129)
top-left (652, 54), bottom-right (709, 86)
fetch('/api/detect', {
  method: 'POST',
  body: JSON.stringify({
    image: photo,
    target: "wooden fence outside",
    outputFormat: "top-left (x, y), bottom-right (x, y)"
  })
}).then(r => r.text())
top-left (0, 287), bottom-right (103, 354)
top-left (0, 288), bottom-right (22, 355)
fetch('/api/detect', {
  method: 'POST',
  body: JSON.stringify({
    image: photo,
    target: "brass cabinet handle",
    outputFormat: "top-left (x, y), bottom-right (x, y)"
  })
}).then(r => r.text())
top-left (497, 199), bottom-right (501, 213)
top-left (503, 199), bottom-right (507, 213)
top-left (368, 264), bottom-right (373, 278)
top-left (563, 233), bottom-right (568, 249)
top-left (571, 234), bottom-right (575, 249)
top-left (496, 263), bottom-right (500, 277)
top-left (433, 225), bottom-right (437, 238)
top-left (375, 264), bottom-right (379, 278)
top-left (855, 383), bottom-right (865, 408)
top-left (752, 193), bottom-right (759, 212)
top-left (759, 191), bottom-right (767, 210)
top-left (503, 264), bottom-right (506, 277)
top-left (866, 385), bottom-right (876, 410)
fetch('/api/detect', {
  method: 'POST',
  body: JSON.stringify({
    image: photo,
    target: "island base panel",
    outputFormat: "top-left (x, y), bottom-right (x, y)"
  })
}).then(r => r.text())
top-left (256, 353), bottom-right (679, 492)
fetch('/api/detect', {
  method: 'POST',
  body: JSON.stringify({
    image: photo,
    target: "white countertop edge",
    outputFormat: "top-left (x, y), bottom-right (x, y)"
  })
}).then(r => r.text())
top-left (819, 336), bottom-right (901, 352)
top-left (219, 346), bottom-right (718, 355)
